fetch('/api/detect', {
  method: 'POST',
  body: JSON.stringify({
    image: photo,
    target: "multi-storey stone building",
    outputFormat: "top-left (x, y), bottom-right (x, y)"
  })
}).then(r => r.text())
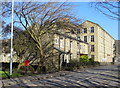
top-left (54, 20), bottom-right (115, 64)
top-left (54, 32), bottom-right (88, 64)
top-left (0, 39), bottom-right (18, 63)
top-left (114, 40), bottom-right (120, 62)
top-left (1, 20), bottom-right (116, 64)
top-left (79, 20), bottom-right (115, 62)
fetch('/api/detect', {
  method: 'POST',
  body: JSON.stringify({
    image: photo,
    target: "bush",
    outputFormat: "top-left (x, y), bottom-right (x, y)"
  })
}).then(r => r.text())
top-left (69, 59), bottom-right (79, 67)
top-left (88, 58), bottom-right (94, 65)
top-left (62, 59), bottom-right (79, 71)
top-left (79, 55), bottom-right (90, 65)
top-left (93, 62), bottom-right (100, 66)
top-left (62, 56), bottom-right (100, 71)
top-left (1, 62), bottom-right (19, 70)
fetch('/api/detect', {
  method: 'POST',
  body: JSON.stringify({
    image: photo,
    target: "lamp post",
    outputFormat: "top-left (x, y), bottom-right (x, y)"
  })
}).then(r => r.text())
top-left (10, 0), bottom-right (14, 78)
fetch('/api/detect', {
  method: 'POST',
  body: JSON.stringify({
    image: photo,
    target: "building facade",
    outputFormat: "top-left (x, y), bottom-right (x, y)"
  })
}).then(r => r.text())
top-left (79, 20), bottom-right (115, 62)
top-left (114, 40), bottom-right (120, 62)
top-left (0, 53), bottom-right (18, 63)
top-left (54, 33), bottom-right (88, 64)
top-left (0, 39), bottom-right (18, 63)
top-left (1, 20), bottom-right (116, 64)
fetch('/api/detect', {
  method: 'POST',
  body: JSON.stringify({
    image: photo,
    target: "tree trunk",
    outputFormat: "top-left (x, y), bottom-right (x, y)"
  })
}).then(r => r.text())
top-left (17, 56), bottom-right (23, 71)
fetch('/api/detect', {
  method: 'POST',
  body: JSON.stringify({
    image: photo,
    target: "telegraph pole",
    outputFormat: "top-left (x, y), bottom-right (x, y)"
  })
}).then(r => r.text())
top-left (10, 0), bottom-right (14, 78)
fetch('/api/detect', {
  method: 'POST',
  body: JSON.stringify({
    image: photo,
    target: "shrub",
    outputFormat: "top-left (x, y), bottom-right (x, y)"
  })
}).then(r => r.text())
top-left (94, 61), bottom-right (100, 66)
top-left (69, 59), bottom-right (79, 67)
top-left (1, 62), bottom-right (19, 70)
top-left (62, 59), bottom-right (79, 71)
top-left (88, 58), bottom-right (94, 65)
top-left (79, 55), bottom-right (90, 65)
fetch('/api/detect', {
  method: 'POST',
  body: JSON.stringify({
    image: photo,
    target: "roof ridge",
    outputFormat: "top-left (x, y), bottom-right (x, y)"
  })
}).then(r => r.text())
top-left (81, 20), bottom-right (115, 40)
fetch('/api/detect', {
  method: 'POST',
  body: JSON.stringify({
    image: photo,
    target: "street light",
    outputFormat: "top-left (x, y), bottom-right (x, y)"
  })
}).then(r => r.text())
top-left (10, 0), bottom-right (14, 78)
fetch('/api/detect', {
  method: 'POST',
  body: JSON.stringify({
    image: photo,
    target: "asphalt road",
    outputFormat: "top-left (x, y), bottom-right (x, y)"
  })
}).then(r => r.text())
top-left (1, 64), bottom-right (120, 88)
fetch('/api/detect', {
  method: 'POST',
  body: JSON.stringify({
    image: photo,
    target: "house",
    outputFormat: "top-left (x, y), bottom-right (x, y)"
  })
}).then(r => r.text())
top-left (0, 20), bottom-right (116, 65)
top-left (0, 39), bottom-right (18, 63)
top-left (78, 20), bottom-right (115, 62)
top-left (113, 40), bottom-right (120, 62)
top-left (54, 32), bottom-right (88, 66)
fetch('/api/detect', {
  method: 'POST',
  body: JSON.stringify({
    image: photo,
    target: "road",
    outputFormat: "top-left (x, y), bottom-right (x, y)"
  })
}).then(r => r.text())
top-left (1, 65), bottom-right (120, 88)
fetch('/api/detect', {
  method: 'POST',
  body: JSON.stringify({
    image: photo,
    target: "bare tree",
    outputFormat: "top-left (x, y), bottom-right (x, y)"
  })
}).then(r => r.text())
top-left (2, 2), bottom-right (81, 72)
top-left (90, 1), bottom-right (120, 20)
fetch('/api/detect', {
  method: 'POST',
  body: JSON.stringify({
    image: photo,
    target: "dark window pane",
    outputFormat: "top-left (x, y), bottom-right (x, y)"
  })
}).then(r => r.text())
top-left (84, 28), bottom-right (87, 33)
top-left (113, 44), bottom-right (115, 48)
top-left (84, 36), bottom-right (87, 42)
top-left (71, 30), bottom-right (74, 34)
top-left (91, 27), bottom-right (94, 33)
top-left (91, 35), bottom-right (94, 42)
top-left (91, 55), bottom-right (94, 59)
top-left (91, 45), bottom-right (94, 52)
top-left (77, 36), bottom-right (80, 40)
top-left (77, 29), bottom-right (80, 34)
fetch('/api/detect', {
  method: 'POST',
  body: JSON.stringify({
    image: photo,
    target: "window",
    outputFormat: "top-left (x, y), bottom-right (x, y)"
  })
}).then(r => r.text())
top-left (113, 44), bottom-right (115, 48)
top-left (60, 39), bottom-right (63, 48)
top-left (91, 27), bottom-right (94, 33)
top-left (91, 55), bottom-right (94, 59)
top-left (54, 38), bottom-right (58, 44)
top-left (84, 36), bottom-right (87, 42)
top-left (71, 30), bottom-right (74, 34)
top-left (91, 45), bottom-right (95, 52)
top-left (84, 28), bottom-right (87, 33)
top-left (77, 36), bottom-right (80, 40)
top-left (91, 35), bottom-right (94, 42)
top-left (77, 29), bottom-right (80, 34)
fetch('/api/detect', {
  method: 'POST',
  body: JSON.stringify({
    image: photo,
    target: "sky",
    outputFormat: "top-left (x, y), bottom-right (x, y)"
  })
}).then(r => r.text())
top-left (1, 2), bottom-right (118, 40)
top-left (71, 2), bottom-right (118, 40)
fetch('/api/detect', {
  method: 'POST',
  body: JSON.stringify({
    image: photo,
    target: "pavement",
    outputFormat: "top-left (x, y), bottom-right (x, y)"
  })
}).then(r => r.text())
top-left (1, 64), bottom-right (120, 88)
